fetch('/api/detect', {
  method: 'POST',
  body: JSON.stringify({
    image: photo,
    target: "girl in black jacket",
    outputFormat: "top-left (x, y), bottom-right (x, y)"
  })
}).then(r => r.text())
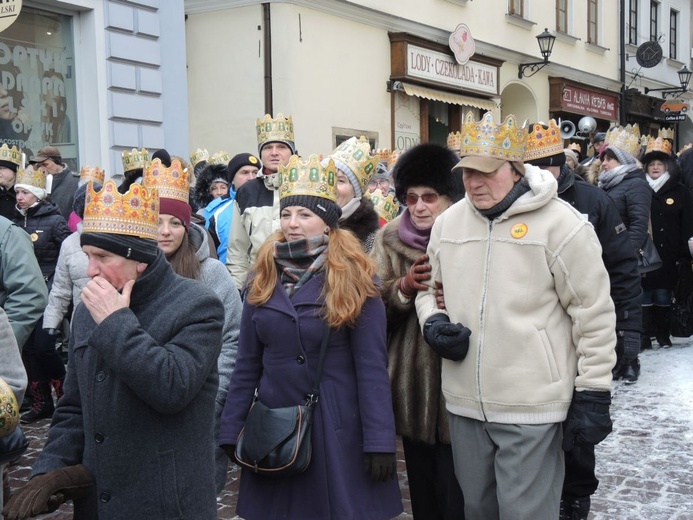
top-left (13, 168), bottom-right (71, 423)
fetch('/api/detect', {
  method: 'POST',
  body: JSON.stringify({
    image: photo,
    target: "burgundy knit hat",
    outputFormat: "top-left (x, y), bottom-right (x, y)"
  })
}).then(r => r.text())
top-left (159, 197), bottom-right (192, 229)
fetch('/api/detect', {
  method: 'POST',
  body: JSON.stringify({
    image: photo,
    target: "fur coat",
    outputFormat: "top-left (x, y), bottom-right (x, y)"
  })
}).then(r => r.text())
top-left (339, 197), bottom-right (380, 253)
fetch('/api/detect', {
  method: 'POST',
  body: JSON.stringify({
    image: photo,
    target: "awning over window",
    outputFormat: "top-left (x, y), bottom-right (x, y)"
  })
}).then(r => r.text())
top-left (401, 82), bottom-right (497, 112)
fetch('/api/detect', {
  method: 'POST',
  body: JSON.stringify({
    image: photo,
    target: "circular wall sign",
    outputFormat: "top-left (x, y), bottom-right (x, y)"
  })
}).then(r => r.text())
top-left (0, 0), bottom-right (22, 33)
top-left (636, 41), bottom-right (663, 68)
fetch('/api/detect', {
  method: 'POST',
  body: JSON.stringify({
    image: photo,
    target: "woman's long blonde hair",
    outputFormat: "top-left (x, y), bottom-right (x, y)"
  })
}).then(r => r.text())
top-left (247, 229), bottom-right (379, 329)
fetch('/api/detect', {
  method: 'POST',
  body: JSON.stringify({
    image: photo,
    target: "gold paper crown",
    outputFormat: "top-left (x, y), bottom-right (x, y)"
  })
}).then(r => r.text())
top-left (82, 180), bottom-right (159, 240)
top-left (143, 158), bottom-right (189, 203)
top-left (460, 112), bottom-right (528, 161)
top-left (257, 113), bottom-right (294, 146)
top-left (644, 136), bottom-right (673, 157)
top-left (0, 377), bottom-right (20, 437)
top-left (640, 134), bottom-right (650, 147)
top-left (604, 124), bottom-right (641, 157)
top-left (447, 131), bottom-right (462, 152)
top-left (329, 136), bottom-right (379, 194)
top-left (80, 166), bottom-right (105, 185)
top-left (525, 120), bottom-right (564, 162)
top-left (15, 167), bottom-right (46, 189)
top-left (190, 148), bottom-right (209, 167)
top-left (387, 151), bottom-right (400, 170)
top-left (121, 148), bottom-right (150, 172)
top-left (278, 154), bottom-right (337, 203)
top-left (364, 188), bottom-right (400, 223)
top-left (658, 127), bottom-right (675, 140)
top-left (208, 151), bottom-right (230, 166)
top-left (678, 143), bottom-right (693, 156)
top-left (0, 144), bottom-right (21, 168)
top-left (568, 143), bottom-right (582, 153)
top-left (373, 148), bottom-right (392, 163)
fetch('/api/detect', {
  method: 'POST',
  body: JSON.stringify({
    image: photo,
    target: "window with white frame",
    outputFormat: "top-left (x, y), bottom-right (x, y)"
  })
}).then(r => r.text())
top-left (557, 0), bottom-right (568, 34)
top-left (509, 0), bottom-right (524, 17)
top-left (669, 9), bottom-right (678, 59)
top-left (587, 0), bottom-right (598, 44)
top-left (628, 0), bottom-right (638, 45)
top-left (650, 1), bottom-right (659, 41)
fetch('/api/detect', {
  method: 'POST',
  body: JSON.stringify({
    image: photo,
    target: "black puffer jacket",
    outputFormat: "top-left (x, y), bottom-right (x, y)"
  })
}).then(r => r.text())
top-left (339, 197), bottom-right (380, 253)
top-left (600, 168), bottom-right (651, 253)
top-left (643, 170), bottom-right (693, 291)
top-left (558, 166), bottom-right (642, 332)
top-left (13, 201), bottom-right (71, 281)
top-left (0, 186), bottom-right (18, 221)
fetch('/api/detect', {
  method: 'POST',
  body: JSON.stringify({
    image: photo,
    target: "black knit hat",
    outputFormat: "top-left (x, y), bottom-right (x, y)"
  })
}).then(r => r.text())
top-left (228, 153), bottom-right (261, 181)
top-left (392, 143), bottom-right (464, 204)
top-left (80, 233), bottom-right (158, 264)
top-left (151, 148), bottom-right (172, 167)
top-left (526, 152), bottom-right (566, 167)
top-left (280, 195), bottom-right (342, 228)
top-left (193, 164), bottom-right (231, 208)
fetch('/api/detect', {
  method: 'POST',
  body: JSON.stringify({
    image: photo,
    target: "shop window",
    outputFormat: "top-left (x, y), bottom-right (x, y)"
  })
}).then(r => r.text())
top-left (556, 0), bottom-right (568, 34)
top-left (333, 129), bottom-right (377, 151)
top-left (628, 0), bottom-right (638, 45)
top-left (509, 0), bottom-right (524, 17)
top-left (587, 0), bottom-right (599, 44)
top-left (669, 9), bottom-right (678, 59)
top-left (0, 7), bottom-right (78, 169)
top-left (649, 1), bottom-right (658, 42)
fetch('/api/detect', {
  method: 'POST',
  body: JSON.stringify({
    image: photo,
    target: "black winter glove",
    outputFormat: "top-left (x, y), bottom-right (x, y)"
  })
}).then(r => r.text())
top-left (562, 391), bottom-right (612, 452)
top-left (3, 464), bottom-right (93, 520)
top-left (363, 452), bottom-right (397, 482)
top-left (618, 331), bottom-right (640, 362)
top-left (221, 444), bottom-right (237, 463)
top-left (423, 313), bottom-right (471, 361)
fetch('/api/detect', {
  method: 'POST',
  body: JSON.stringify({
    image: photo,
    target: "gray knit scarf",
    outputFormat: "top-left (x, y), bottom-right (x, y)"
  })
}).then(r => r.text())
top-left (597, 163), bottom-right (638, 190)
top-left (274, 235), bottom-right (329, 296)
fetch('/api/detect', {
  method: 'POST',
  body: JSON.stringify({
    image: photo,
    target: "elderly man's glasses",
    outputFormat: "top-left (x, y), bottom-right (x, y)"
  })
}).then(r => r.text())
top-left (369, 179), bottom-right (390, 188)
top-left (404, 192), bottom-right (439, 206)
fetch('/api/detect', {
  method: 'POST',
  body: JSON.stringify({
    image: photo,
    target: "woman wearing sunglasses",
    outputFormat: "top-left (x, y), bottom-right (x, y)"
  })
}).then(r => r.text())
top-left (371, 143), bottom-right (466, 520)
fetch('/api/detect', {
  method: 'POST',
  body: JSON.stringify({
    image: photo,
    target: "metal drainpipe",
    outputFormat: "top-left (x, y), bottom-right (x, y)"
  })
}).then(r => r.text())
top-left (263, 3), bottom-right (273, 116)
top-left (619, 0), bottom-right (627, 125)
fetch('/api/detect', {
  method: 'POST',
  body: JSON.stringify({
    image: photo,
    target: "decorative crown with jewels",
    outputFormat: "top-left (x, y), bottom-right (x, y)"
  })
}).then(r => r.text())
top-left (278, 154), bottom-right (337, 203)
top-left (0, 144), bottom-right (21, 168)
top-left (604, 124), bottom-right (641, 158)
top-left (0, 377), bottom-right (20, 437)
top-left (257, 113), bottom-right (294, 147)
top-left (82, 180), bottom-right (159, 240)
top-left (460, 112), bottom-right (528, 161)
top-left (372, 148), bottom-right (392, 163)
top-left (525, 120), bottom-right (564, 161)
top-left (143, 158), bottom-right (189, 203)
top-left (678, 143), bottom-right (693, 156)
top-left (387, 151), bottom-right (400, 171)
top-left (190, 148), bottom-right (210, 167)
top-left (329, 136), bottom-right (379, 195)
top-left (15, 166), bottom-right (46, 189)
top-left (364, 188), bottom-right (400, 223)
top-left (645, 136), bottom-right (673, 157)
top-left (658, 127), bottom-right (675, 141)
top-left (568, 143), bottom-right (582, 153)
top-left (447, 131), bottom-right (462, 153)
top-left (79, 166), bottom-right (105, 185)
top-left (121, 148), bottom-right (151, 173)
top-left (208, 151), bottom-right (231, 166)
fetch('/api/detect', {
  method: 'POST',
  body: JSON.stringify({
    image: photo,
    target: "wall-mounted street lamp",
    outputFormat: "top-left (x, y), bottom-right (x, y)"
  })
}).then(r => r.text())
top-left (518, 28), bottom-right (556, 79)
top-left (644, 65), bottom-right (693, 98)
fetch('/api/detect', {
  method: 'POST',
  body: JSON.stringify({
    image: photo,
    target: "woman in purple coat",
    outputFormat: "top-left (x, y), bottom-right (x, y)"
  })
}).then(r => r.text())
top-left (220, 155), bottom-right (403, 520)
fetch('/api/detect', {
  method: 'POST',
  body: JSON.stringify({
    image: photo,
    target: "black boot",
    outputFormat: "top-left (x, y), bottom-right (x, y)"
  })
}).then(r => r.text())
top-left (50, 377), bottom-right (65, 401)
top-left (20, 381), bottom-right (55, 424)
top-left (653, 305), bottom-right (673, 348)
top-left (559, 495), bottom-right (590, 520)
top-left (621, 357), bottom-right (640, 385)
top-left (641, 305), bottom-right (654, 350)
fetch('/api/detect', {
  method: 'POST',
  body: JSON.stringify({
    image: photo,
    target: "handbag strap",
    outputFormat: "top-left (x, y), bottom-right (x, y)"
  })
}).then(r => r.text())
top-left (306, 325), bottom-right (330, 406)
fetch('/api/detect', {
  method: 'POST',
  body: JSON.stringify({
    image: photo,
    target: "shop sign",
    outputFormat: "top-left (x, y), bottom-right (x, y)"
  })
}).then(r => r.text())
top-left (664, 114), bottom-right (687, 122)
top-left (407, 44), bottom-right (497, 95)
top-left (449, 23), bottom-right (475, 65)
top-left (561, 85), bottom-right (618, 120)
top-left (0, 0), bottom-right (22, 33)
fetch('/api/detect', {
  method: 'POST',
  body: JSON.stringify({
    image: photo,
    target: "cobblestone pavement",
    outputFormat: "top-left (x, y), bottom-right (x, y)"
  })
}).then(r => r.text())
top-left (5, 340), bottom-right (693, 519)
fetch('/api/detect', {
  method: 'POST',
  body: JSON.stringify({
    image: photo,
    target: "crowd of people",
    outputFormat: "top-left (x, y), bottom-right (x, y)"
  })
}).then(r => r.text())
top-left (1, 111), bottom-right (692, 520)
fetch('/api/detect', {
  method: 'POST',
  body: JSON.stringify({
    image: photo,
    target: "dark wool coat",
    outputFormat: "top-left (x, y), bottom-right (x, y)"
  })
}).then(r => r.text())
top-left (14, 201), bottom-right (70, 281)
top-left (600, 168), bottom-right (652, 253)
top-left (0, 186), bottom-right (18, 221)
top-left (370, 215), bottom-right (450, 444)
top-left (558, 167), bottom-right (642, 332)
top-left (643, 175), bottom-right (693, 291)
top-left (47, 166), bottom-right (80, 220)
top-left (220, 272), bottom-right (403, 520)
top-left (339, 197), bottom-right (380, 253)
top-left (32, 251), bottom-right (224, 520)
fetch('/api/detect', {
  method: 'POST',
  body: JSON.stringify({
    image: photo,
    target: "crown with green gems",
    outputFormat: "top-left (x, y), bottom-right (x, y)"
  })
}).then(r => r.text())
top-left (0, 144), bottom-right (21, 168)
top-left (329, 136), bottom-right (380, 194)
top-left (257, 113), bottom-right (294, 147)
top-left (190, 148), bottom-right (209, 167)
top-left (208, 151), bottom-right (230, 166)
top-left (364, 188), bottom-right (399, 222)
top-left (460, 112), bottom-right (528, 161)
top-left (278, 154), bottom-right (337, 203)
top-left (604, 124), bottom-right (641, 157)
top-left (121, 148), bottom-right (151, 173)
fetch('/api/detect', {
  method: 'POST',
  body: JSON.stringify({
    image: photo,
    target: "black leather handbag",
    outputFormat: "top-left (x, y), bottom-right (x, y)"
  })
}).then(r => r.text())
top-left (235, 326), bottom-right (330, 478)
top-left (637, 227), bottom-right (663, 274)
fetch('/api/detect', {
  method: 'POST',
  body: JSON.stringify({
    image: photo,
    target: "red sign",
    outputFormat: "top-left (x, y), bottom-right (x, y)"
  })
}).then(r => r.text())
top-left (561, 86), bottom-right (618, 120)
